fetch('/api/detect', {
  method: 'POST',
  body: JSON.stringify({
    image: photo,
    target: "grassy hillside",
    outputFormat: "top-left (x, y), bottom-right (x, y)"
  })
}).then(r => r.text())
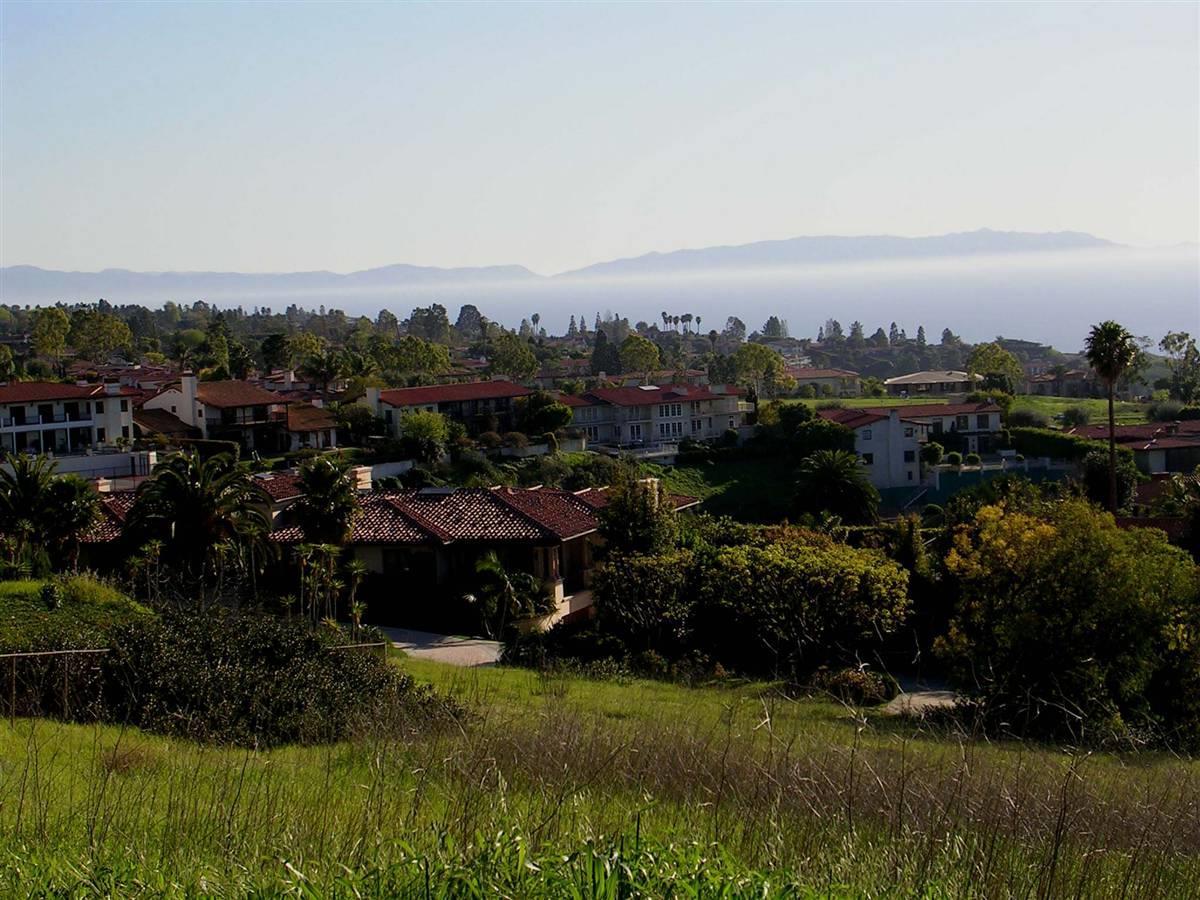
top-left (784, 394), bottom-right (1152, 425)
top-left (654, 457), bottom-right (795, 522)
top-left (0, 576), bottom-right (150, 650)
top-left (2, 659), bottom-right (1196, 896)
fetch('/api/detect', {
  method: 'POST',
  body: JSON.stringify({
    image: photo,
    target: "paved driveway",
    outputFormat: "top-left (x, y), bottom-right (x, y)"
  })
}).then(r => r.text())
top-left (380, 627), bottom-right (502, 667)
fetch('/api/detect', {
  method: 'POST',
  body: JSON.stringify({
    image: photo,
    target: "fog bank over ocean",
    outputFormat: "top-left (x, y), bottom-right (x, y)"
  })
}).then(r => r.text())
top-left (4, 239), bottom-right (1196, 351)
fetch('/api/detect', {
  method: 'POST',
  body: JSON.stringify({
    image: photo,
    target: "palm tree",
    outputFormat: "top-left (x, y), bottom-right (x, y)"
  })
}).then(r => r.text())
top-left (661, 311), bottom-right (669, 331)
top-left (44, 475), bottom-right (99, 571)
top-left (302, 347), bottom-right (346, 400)
top-left (345, 558), bottom-right (369, 639)
top-left (0, 452), bottom-right (58, 565)
top-left (1085, 321), bottom-right (1139, 513)
top-left (128, 451), bottom-right (272, 602)
top-left (464, 551), bottom-right (552, 638)
top-left (795, 449), bottom-right (880, 525)
top-left (681, 313), bottom-right (693, 334)
top-left (292, 454), bottom-right (360, 545)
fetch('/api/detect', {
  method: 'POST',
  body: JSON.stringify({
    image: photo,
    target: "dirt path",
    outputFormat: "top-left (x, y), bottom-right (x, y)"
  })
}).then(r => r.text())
top-left (380, 627), bottom-right (502, 667)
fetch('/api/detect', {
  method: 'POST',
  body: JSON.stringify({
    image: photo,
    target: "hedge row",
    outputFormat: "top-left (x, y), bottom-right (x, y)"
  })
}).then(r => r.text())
top-left (1009, 427), bottom-right (1134, 464)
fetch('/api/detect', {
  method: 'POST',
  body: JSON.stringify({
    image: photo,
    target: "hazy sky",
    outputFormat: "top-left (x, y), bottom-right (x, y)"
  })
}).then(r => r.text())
top-left (2, 1), bottom-right (1197, 275)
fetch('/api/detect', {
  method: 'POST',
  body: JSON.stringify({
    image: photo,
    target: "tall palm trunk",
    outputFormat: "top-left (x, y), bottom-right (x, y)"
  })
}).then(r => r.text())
top-left (1106, 380), bottom-right (1117, 514)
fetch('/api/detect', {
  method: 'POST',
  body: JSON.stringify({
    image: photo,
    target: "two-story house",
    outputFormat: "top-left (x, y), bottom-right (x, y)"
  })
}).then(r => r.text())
top-left (143, 373), bottom-right (286, 451)
top-left (819, 407), bottom-right (925, 488)
top-left (0, 382), bottom-right (136, 455)
top-left (364, 381), bottom-right (533, 436)
top-left (888, 402), bottom-right (1004, 455)
top-left (566, 385), bottom-right (745, 447)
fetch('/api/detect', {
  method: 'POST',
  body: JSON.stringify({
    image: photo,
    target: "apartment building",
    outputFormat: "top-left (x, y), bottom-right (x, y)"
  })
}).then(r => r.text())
top-left (0, 382), bottom-right (135, 454)
top-left (143, 373), bottom-right (286, 451)
top-left (892, 402), bottom-right (1003, 454)
top-left (364, 380), bottom-right (533, 436)
top-left (566, 385), bottom-right (745, 447)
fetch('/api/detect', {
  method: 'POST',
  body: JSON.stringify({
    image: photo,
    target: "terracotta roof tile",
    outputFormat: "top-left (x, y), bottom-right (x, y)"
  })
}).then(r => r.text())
top-left (81, 491), bottom-right (136, 544)
top-left (195, 380), bottom-right (280, 409)
top-left (379, 381), bottom-right (531, 407)
top-left (285, 403), bottom-right (336, 433)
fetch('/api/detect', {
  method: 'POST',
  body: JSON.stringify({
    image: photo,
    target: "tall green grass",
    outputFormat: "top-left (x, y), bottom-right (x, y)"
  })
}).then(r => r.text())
top-left (1, 662), bottom-right (1196, 896)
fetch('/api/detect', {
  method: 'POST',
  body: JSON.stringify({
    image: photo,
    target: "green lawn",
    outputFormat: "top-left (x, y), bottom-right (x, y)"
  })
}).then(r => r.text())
top-left (2, 659), bottom-right (1196, 895)
top-left (653, 456), bottom-right (794, 522)
top-left (1009, 394), bottom-right (1151, 425)
top-left (0, 576), bottom-right (149, 650)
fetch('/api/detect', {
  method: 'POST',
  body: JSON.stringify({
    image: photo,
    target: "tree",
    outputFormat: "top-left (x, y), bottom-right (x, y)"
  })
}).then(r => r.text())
top-left (465, 551), bottom-right (553, 638)
top-left (407, 304), bottom-right (452, 343)
top-left (69, 308), bottom-right (133, 362)
top-left (376, 309), bottom-right (400, 337)
top-left (292, 454), bottom-right (360, 545)
top-left (1160, 332), bottom-right (1200, 404)
top-left (790, 418), bottom-right (855, 459)
top-left (1085, 321), bottom-right (1140, 514)
top-left (260, 333), bottom-right (291, 371)
top-left (938, 500), bottom-right (1200, 744)
top-left (288, 332), bottom-right (325, 367)
top-left (966, 342), bottom-right (1023, 393)
top-left (517, 391), bottom-right (573, 435)
top-left (618, 334), bottom-right (660, 382)
top-left (489, 332), bottom-right (538, 380)
top-left (1081, 449), bottom-right (1139, 512)
top-left (399, 410), bottom-right (449, 464)
top-left (916, 326), bottom-right (927, 347)
top-left (794, 449), bottom-right (879, 524)
top-left (127, 452), bottom-right (272, 602)
top-left (388, 335), bottom-right (451, 376)
top-left (732, 342), bottom-right (788, 402)
top-left (450, 305), bottom-right (483, 340)
top-left (761, 316), bottom-right (788, 338)
top-left (43, 474), bottom-right (99, 570)
top-left (0, 452), bottom-right (59, 565)
top-left (301, 347), bottom-right (346, 399)
top-left (722, 317), bottom-right (747, 343)
top-left (599, 467), bottom-right (679, 555)
top-left (590, 329), bottom-right (622, 376)
top-left (30, 307), bottom-right (71, 369)
top-left (848, 321), bottom-right (865, 347)
top-left (0, 345), bottom-right (14, 380)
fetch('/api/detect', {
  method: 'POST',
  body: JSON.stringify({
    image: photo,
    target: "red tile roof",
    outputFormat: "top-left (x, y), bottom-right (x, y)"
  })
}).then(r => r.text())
top-left (818, 408), bottom-right (890, 429)
top-left (867, 402), bottom-right (1001, 417)
top-left (492, 487), bottom-right (600, 539)
top-left (0, 382), bottom-right (135, 404)
top-left (195, 380), bottom-right (280, 409)
top-left (81, 491), bottom-right (136, 543)
top-left (1069, 421), bottom-right (1200, 444)
top-left (285, 402), bottom-right (336, 433)
top-left (252, 472), bottom-right (305, 502)
top-left (132, 407), bottom-right (201, 438)
top-left (378, 381), bottom-right (532, 408)
top-left (581, 385), bottom-right (724, 407)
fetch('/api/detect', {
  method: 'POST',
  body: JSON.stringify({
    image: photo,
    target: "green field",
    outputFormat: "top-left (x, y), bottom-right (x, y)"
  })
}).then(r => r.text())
top-left (654, 456), bottom-right (794, 521)
top-left (784, 394), bottom-right (1152, 426)
top-left (2, 658), bottom-right (1197, 896)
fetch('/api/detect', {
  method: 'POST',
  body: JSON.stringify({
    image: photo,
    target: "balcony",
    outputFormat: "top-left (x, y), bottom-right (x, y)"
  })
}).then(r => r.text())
top-left (1, 413), bottom-right (94, 429)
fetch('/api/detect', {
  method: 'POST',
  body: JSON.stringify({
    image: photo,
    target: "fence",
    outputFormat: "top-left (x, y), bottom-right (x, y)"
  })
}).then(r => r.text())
top-left (2, 641), bottom-right (391, 724)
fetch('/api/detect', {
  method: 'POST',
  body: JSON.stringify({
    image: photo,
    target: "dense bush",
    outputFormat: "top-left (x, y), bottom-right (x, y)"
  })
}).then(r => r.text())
top-left (1081, 449), bottom-right (1141, 511)
top-left (1148, 400), bottom-right (1183, 422)
top-left (102, 611), bottom-right (451, 746)
top-left (0, 576), bottom-right (148, 652)
top-left (1060, 406), bottom-right (1091, 428)
top-left (938, 500), bottom-right (1200, 748)
top-left (811, 666), bottom-right (899, 706)
top-left (588, 535), bottom-right (910, 680)
top-left (944, 452), bottom-right (963, 467)
top-left (921, 442), bottom-right (944, 466)
top-left (1006, 410), bottom-right (1050, 429)
top-left (964, 453), bottom-right (981, 466)
top-left (1009, 427), bottom-right (1134, 465)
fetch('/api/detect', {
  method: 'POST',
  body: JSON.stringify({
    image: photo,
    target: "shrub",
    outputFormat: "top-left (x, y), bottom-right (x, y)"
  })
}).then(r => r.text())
top-left (1081, 449), bottom-right (1141, 511)
top-left (1009, 427), bottom-right (1134, 465)
top-left (502, 431), bottom-right (529, 449)
top-left (1148, 400), bottom-right (1183, 422)
top-left (477, 431), bottom-right (503, 450)
top-left (921, 441), bottom-right (944, 466)
top-left (542, 432), bottom-right (559, 452)
top-left (938, 500), bottom-right (1200, 748)
top-left (964, 452), bottom-right (981, 466)
top-left (811, 666), bottom-right (898, 706)
top-left (944, 451), bottom-right (963, 466)
top-left (102, 611), bottom-right (452, 746)
top-left (1007, 409), bottom-right (1050, 429)
top-left (1060, 406), bottom-right (1091, 428)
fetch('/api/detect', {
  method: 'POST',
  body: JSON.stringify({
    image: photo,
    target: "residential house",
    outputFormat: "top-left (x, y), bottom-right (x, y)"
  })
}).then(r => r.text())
top-left (272, 484), bottom-right (699, 630)
top-left (566, 384), bottom-right (745, 448)
top-left (1070, 420), bottom-right (1200, 474)
top-left (0, 381), bottom-right (156, 479)
top-left (284, 403), bottom-right (338, 451)
top-left (1026, 369), bottom-right (1094, 397)
top-left (786, 367), bottom-right (861, 397)
top-left (143, 374), bottom-right (286, 451)
top-left (818, 407), bottom-right (924, 488)
top-left (886, 402), bottom-right (1004, 455)
top-left (884, 370), bottom-right (981, 396)
top-left (364, 380), bottom-right (533, 436)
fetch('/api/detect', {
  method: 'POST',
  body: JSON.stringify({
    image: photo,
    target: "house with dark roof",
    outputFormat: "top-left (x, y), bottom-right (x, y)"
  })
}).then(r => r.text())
top-left (364, 380), bottom-right (533, 436)
top-left (565, 384), bottom-right (745, 448)
top-left (143, 373), bottom-right (288, 452)
top-left (786, 367), bottom-right (861, 397)
top-left (1069, 420), bottom-right (1200, 474)
top-left (272, 482), bottom-right (699, 630)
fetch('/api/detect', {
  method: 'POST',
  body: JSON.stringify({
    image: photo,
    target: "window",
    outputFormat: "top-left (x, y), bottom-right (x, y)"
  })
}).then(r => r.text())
top-left (976, 414), bottom-right (990, 429)
top-left (904, 426), bottom-right (914, 438)
top-left (658, 421), bottom-right (683, 438)
top-left (658, 403), bottom-right (682, 418)
top-left (122, 425), bottom-right (130, 439)
top-left (96, 428), bottom-right (106, 442)
top-left (95, 401), bottom-right (104, 415)
top-left (120, 399), bottom-right (129, 412)
top-left (862, 453), bottom-right (874, 465)
top-left (956, 415), bottom-right (969, 430)
top-left (728, 417), bottom-right (735, 429)
top-left (903, 450), bottom-right (915, 462)
top-left (691, 419), bottom-right (702, 433)
top-left (170, 405), bottom-right (177, 413)
top-left (861, 428), bottom-right (873, 440)
top-left (584, 425), bottom-right (599, 440)
top-left (907, 471), bottom-right (914, 481)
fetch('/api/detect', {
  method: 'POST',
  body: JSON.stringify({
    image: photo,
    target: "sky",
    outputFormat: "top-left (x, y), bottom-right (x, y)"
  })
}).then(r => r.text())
top-left (1, 1), bottom-right (1197, 276)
